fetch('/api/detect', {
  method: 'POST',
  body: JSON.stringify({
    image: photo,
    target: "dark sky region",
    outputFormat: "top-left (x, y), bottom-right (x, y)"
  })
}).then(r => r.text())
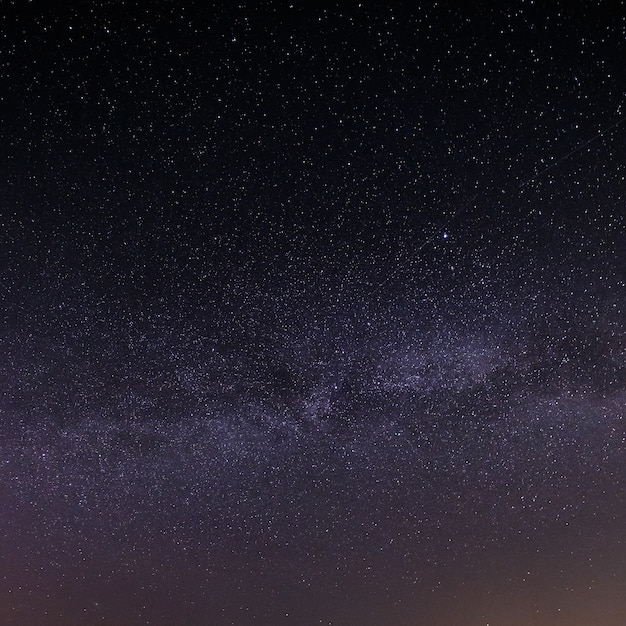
top-left (1, 1), bottom-right (625, 625)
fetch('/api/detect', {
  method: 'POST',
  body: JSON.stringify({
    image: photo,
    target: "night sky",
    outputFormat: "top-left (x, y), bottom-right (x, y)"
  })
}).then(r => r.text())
top-left (1, 2), bottom-right (626, 624)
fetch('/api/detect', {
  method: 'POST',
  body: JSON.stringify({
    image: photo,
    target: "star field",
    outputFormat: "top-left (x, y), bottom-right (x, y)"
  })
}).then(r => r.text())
top-left (1, 2), bottom-right (625, 625)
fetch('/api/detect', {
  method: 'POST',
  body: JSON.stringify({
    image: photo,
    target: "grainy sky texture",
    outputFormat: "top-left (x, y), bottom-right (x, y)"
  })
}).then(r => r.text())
top-left (1, 2), bottom-right (625, 625)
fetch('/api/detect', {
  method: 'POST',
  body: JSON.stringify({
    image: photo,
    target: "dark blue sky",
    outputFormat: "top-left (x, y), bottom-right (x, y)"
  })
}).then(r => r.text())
top-left (1, 2), bottom-right (625, 624)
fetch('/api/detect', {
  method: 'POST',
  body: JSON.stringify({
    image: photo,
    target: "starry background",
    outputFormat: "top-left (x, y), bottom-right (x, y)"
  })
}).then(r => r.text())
top-left (1, 1), bottom-right (625, 625)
